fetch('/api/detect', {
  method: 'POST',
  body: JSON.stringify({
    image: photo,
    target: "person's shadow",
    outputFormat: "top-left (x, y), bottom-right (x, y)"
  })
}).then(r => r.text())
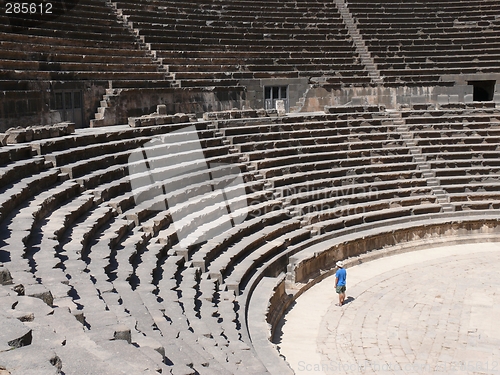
top-left (343, 296), bottom-right (355, 305)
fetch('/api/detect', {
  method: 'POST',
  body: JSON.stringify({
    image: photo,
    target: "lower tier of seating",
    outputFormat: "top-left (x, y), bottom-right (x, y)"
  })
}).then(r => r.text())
top-left (1, 107), bottom-right (500, 374)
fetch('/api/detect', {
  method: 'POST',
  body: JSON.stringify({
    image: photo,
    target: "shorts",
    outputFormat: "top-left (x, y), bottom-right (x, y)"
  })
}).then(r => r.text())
top-left (336, 285), bottom-right (346, 294)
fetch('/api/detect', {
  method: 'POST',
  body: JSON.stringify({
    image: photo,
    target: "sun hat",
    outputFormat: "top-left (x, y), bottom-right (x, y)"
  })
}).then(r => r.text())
top-left (336, 261), bottom-right (344, 268)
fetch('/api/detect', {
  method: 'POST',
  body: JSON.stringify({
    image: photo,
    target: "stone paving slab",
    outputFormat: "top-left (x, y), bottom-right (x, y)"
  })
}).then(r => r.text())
top-left (278, 242), bottom-right (500, 375)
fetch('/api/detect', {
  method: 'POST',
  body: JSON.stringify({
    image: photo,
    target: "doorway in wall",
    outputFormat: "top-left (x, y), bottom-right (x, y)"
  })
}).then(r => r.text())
top-left (469, 80), bottom-right (495, 102)
top-left (264, 86), bottom-right (289, 112)
top-left (51, 90), bottom-right (83, 127)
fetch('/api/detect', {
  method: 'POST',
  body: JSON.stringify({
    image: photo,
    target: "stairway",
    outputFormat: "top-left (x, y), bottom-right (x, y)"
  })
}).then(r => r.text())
top-left (389, 111), bottom-right (455, 213)
top-left (334, 0), bottom-right (384, 85)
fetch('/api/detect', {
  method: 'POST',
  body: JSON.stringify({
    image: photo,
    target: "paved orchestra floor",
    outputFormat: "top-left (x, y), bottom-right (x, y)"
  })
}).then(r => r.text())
top-left (278, 242), bottom-right (500, 374)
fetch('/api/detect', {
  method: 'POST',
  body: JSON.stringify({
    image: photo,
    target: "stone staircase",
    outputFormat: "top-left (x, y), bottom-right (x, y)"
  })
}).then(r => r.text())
top-left (90, 88), bottom-right (121, 128)
top-left (105, 0), bottom-right (172, 82)
top-left (334, 0), bottom-right (384, 85)
top-left (90, 0), bottom-right (178, 127)
top-left (389, 111), bottom-right (455, 213)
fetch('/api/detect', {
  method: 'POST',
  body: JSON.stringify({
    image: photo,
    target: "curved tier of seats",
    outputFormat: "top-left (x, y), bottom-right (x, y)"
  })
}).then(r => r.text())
top-left (113, 0), bottom-right (369, 88)
top-left (0, 0), bottom-right (170, 128)
top-left (1, 106), bottom-right (500, 374)
top-left (347, 0), bottom-right (500, 86)
top-left (0, 0), bottom-right (167, 87)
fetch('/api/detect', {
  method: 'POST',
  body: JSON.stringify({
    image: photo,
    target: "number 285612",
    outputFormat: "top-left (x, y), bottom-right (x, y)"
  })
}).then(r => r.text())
top-left (5, 3), bottom-right (53, 14)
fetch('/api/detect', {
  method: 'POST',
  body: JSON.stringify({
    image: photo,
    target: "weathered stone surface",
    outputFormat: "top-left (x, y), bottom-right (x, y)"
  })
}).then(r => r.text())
top-left (0, 312), bottom-right (32, 351)
top-left (275, 100), bottom-right (286, 116)
top-left (0, 269), bottom-right (12, 286)
top-left (24, 285), bottom-right (53, 307)
top-left (12, 285), bottom-right (24, 296)
top-left (13, 296), bottom-right (55, 320)
top-left (203, 108), bottom-right (260, 121)
top-left (157, 104), bottom-right (167, 115)
top-left (128, 117), bottom-right (141, 127)
top-left (1, 123), bottom-right (74, 145)
top-left (112, 325), bottom-right (132, 344)
top-left (0, 345), bottom-right (61, 375)
top-left (128, 112), bottom-right (191, 128)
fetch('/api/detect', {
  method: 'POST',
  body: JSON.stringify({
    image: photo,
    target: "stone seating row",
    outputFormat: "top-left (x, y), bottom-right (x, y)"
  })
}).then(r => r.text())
top-left (307, 202), bottom-right (442, 235)
top-left (0, 59), bottom-right (158, 73)
top-left (219, 119), bottom-right (392, 138)
top-left (0, 70), bottom-right (166, 83)
top-left (0, 29), bottom-right (135, 51)
top-left (2, 21), bottom-right (134, 44)
top-left (136, 25), bottom-right (347, 40)
top-left (0, 38), bottom-right (150, 59)
top-left (1, 48), bottom-right (154, 66)
top-left (157, 50), bottom-right (361, 61)
top-left (408, 128), bottom-right (500, 140)
top-left (404, 116), bottom-right (500, 127)
top-left (117, 3), bottom-right (345, 25)
top-left (349, 5), bottom-right (500, 18)
top-left (31, 122), bottom-right (213, 156)
top-left (415, 136), bottom-right (500, 147)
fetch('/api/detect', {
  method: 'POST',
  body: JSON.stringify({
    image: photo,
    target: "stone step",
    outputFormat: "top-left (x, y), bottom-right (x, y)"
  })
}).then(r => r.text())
top-left (442, 205), bottom-right (455, 213)
top-left (427, 179), bottom-right (440, 187)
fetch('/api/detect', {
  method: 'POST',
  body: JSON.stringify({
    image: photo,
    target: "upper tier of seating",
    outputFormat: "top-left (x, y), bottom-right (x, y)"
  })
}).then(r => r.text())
top-left (113, 0), bottom-right (369, 88)
top-left (347, 0), bottom-right (500, 86)
top-left (0, 0), bottom-right (170, 90)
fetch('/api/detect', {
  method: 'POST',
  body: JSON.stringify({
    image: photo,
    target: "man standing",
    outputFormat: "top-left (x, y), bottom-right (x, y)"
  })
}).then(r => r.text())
top-left (335, 261), bottom-right (346, 306)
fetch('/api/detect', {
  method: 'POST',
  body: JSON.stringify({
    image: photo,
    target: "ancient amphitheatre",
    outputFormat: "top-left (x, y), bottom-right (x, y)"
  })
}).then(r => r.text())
top-left (1, 0), bottom-right (500, 374)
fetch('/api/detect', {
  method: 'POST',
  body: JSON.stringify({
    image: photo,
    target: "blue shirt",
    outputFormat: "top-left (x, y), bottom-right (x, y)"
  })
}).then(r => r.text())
top-left (335, 268), bottom-right (346, 286)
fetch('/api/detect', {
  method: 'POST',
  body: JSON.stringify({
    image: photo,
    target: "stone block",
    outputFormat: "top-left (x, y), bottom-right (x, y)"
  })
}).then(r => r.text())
top-left (128, 118), bottom-right (140, 127)
top-left (351, 97), bottom-right (365, 106)
top-left (464, 94), bottom-right (473, 103)
top-left (256, 109), bottom-right (267, 117)
top-left (24, 129), bottom-right (34, 142)
top-left (437, 94), bottom-right (449, 104)
top-left (25, 284), bottom-right (53, 307)
top-left (275, 100), bottom-right (286, 116)
top-left (139, 117), bottom-right (155, 127)
top-left (0, 268), bottom-right (12, 286)
top-left (216, 112), bottom-right (230, 120)
top-left (112, 325), bottom-right (131, 343)
top-left (229, 110), bottom-right (241, 119)
top-left (202, 112), bottom-right (217, 121)
top-left (48, 127), bottom-right (60, 138)
top-left (37, 127), bottom-right (51, 140)
top-left (0, 345), bottom-right (61, 374)
top-left (155, 116), bottom-right (172, 125)
top-left (266, 109), bottom-right (278, 117)
top-left (14, 296), bottom-right (55, 319)
top-left (0, 312), bottom-right (32, 350)
top-left (157, 104), bottom-right (167, 115)
top-left (410, 95), bottom-right (427, 104)
top-left (175, 113), bottom-right (189, 123)
top-left (62, 122), bottom-right (75, 134)
top-left (5, 129), bottom-right (25, 144)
